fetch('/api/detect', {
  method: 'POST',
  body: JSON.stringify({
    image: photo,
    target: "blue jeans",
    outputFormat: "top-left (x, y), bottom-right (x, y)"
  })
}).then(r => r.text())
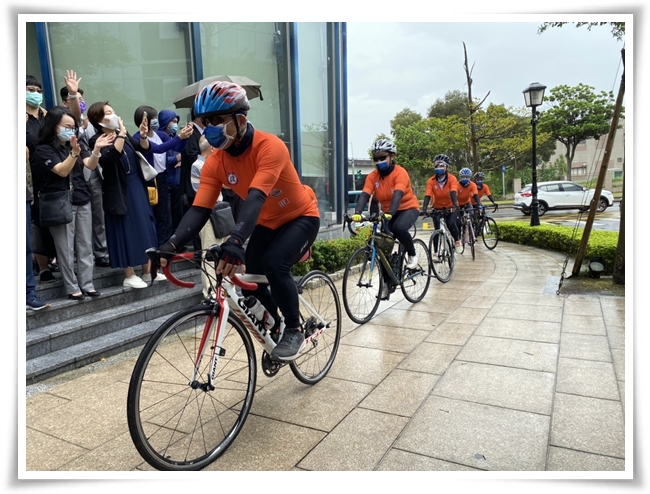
top-left (26, 202), bottom-right (37, 300)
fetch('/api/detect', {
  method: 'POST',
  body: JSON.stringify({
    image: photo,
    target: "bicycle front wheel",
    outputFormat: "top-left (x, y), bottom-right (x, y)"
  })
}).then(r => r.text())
top-left (127, 306), bottom-right (257, 471)
top-left (481, 217), bottom-right (499, 250)
top-left (409, 223), bottom-right (417, 238)
top-left (342, 246), bottom-right (383, 324)
top-left (429, 231), bottom-right (454, 283)
top-left (469, 224), bottom-right (476, 261)
top-left (400, 238), bottom-right (431, 303)
top-left (291, 270), bottom-right (342, 384)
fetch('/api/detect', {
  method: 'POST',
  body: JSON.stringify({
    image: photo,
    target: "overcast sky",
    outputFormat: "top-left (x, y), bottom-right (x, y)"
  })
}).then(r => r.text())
top-left (346, 20), bottom-right (626, 158)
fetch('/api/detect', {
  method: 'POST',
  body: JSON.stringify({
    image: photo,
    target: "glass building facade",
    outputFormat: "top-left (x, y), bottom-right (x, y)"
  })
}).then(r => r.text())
top-left (25, 21), bottom-right (349, 232)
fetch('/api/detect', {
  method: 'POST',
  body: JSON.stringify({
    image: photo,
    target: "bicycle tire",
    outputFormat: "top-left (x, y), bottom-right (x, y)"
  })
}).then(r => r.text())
top-left (429, 231), bottom-right (454, 283)
top-left (481, 217), bottom-right (499, 250)
top-left (469, 223), bottom-right (476, 261)
top-left (127, 305), bottom-right (256, 471)
top-left (459, 224), bottom-right (466, 255)
top-left (409, 223), bottom-right (417, 239)
top-left (342, 246), bottom-right (383, 324)
top-left (291, 270), bottom-right (342, 384)
top-left (400, 238), bottom-right (431, 303)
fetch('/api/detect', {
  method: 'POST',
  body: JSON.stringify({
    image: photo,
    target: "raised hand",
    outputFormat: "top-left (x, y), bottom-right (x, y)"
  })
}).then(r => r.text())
top-left (70, 135), bottom-right (82, 156)
top-left (65, 70), bottom-right (82, 94)
top-left (95, 133), bottom-right (116, 150)
top-left (179, 123), bottom-right (193, 139)
top-left (139, 114), bottom-right (148, 137)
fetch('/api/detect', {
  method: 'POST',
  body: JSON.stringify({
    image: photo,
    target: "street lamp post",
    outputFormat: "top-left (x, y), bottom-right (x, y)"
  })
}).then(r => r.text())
top-left (522, 82), bottom-right (546, 227)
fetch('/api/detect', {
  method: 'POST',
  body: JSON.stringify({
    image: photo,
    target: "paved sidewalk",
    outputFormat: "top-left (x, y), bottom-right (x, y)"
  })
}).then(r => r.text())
top-left (23, 240), bottom-right (629, 475)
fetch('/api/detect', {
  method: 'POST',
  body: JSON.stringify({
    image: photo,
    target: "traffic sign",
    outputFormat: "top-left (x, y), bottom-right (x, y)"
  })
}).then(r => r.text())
top-left (502, 165), bottom-right (506, 173)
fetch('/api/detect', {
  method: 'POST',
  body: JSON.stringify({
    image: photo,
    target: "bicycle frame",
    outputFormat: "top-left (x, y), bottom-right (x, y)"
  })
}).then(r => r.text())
top-left (428, 210), bottom-right (454, 251)
top-left (160, 252), bottom-right (330, 388)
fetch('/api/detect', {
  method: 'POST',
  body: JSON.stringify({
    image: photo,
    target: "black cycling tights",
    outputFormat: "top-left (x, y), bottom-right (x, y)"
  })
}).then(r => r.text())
top-left (387, 208), bottom-right (419, 256)
top-left (433, 209), bottom-right (461, 242)
top-left (242, 216), bottom-right (320, 329)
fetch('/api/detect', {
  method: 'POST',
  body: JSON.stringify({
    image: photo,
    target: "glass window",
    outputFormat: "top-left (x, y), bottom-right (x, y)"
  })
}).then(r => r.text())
top-left (541, 184), bottom-right (561, 192)
top-left (296, 23), bottom-right (334, 224)
top-left (200, 23), bottom-right (285, 140)
top-left (46, 22), bottom-right (193, 132)
top-left (562, 183), bottom-right (583, 192)
top-left (25, 23), bottom-right (43, 86)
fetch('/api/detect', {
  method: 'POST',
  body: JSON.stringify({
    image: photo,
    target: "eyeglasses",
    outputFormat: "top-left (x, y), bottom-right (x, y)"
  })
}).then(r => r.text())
top-left (59, 124), bottom-right (77, 131)
top-left (26, 86), bottom-right (43, 94)
top-left (201, 115), bottom-right (231, 127)
top-left (372, 155), bottom-right (389, 162)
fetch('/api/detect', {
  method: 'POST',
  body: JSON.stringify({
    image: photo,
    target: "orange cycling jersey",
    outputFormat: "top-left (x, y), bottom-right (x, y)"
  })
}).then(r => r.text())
top-left (193, 130), bottom-right (320, 229)
top-left (457, 181), bottom-right (479, 206)
top-left (361, 165), bottom-right (420, 212)
top-left (473, 183), bottom-right (491, 205)
top-left (424, 174), bottom-right (460, 209)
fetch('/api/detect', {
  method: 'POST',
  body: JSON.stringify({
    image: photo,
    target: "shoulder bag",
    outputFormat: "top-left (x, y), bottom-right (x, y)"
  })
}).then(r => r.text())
top-left (135, 150), bottom-right (158, 181)
top-left (38, 176), bottom-right (73, 227)
top-left (148, 178), bottom-right (159, 206)
top-left (210, 201), bottom-right (235, 239)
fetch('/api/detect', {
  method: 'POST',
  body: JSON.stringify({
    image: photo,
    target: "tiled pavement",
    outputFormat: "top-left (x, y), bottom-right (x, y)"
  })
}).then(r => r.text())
top-left (22, 239), bottom-right (630, 478)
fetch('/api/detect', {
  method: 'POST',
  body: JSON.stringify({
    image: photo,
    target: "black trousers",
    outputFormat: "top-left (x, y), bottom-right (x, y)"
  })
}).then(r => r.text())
top-left (242, 215), bottom-right (320, 329)
top-left (433, 208), bottom-right (461, 242)
top-left (387, 208), bottom-right (418, 256)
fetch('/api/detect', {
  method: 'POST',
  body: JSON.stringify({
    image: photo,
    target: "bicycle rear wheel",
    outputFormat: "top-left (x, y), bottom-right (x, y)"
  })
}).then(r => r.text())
top-left (400, 238), bottom-right (431, 303)
top-left (469, 224), bottom-right (476, 261)
top-left (481, 217), bottom-right (499, 250)
top-left (342, 246), bottom-right (383, 324)
top-left (127, 306), bottom-right (256, 471)
top-left (429, 231), bottom-right (454, 283)
top-left (291, 270), bottom-right (342, 384)
top-left (409, 223), bottom-right (417, 238)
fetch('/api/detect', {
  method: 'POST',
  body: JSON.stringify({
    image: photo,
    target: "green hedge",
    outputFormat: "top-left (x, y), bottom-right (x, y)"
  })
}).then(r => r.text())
top-left (497, 221), bottom-right (619, 275)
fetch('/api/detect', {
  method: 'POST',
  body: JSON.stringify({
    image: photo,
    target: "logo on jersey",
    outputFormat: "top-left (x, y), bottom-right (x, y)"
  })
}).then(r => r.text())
top-left (374, 181), bottom-right (380, 189)
top-left (226, 172), bottom-right (238, 186)
top-left (270, 188), bottom-right (282, 198)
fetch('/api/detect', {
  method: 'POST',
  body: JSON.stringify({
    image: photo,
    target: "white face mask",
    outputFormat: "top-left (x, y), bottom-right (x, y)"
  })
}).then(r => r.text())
top-left (100, 113), bottom-right (120, 130)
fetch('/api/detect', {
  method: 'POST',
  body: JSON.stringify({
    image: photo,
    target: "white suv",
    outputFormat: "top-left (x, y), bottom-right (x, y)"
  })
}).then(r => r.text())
top-left (513, 180), bottom-right (615, 216)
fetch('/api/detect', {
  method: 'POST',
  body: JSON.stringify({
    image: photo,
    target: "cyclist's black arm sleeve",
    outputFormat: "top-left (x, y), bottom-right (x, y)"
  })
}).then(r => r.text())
top-left (388, 190), bottom-right (404, 216)
top-left (228, 187), bottom-right (267, 244)
top-left (422, 196), bottom-right (431, 211)
top-left (472, 193), bottom-right (482, 207)
top-left (487, 194), bottom-right (496, 204)
top-left (450, 191), bottom-right (459, 208)
top-left (354, 192), bottom-right (371, 214)
top-left (168, 206), bottom-right (212, 250)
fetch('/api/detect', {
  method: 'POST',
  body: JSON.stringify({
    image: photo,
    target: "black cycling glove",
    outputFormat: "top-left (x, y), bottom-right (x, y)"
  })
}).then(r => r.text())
top-left (220, 237), bottom-right (245, 266)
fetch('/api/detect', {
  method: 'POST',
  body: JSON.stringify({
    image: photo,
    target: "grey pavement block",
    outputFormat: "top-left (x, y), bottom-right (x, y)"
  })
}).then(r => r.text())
top-left (556, 357), bottom-right (620, 400)
top-left (359, 368), bottom-right (439, 417)
top-left (619, 381), bottom-right (626, 417)
top-left (425, 322), bottom-right (477, 346)
top-left (602, 308), bottom-right (625, 327)
top-left (444, 307), bottom-right (490, 325)
top-left (550, 392), bottom-right (625, 458)
top-left (252, 374), bottom-right (373, 432)
top-left (58, 431), bottom-right (148, 471)
top-left (371, 308), bottom-right (442, 332)
top-left (456, 335), bottom-right (559, 372)
top-left (26, 427), bottom-right (88, 471)
top-left (341, 324), bottom-right (430, 353)
top-left (560, 333), bottom-right (612, 362)
top-left (432, 361), bottom-right (555, 415)
top-left (547, 446), bottom-right (625, 471)
top-left (376, 448), bottom-right (482, 471)
top-left (563, 298), bottom-right (604, 316)
top-left (487, 302), bottom-right (563, 323)
top-left (392, 296), bottom-right (461, 315)
top-left (325, 344), bottom-right (406, 385)
top-left (611, 348), bottom-right (625, 381)
top-left (204, 415), bottom-right (326, 471)
top-left (459, 295), bottom-right (503, 309)
top-left (394, 395), bottom-right (550, 471)
top-left (605, 325), bottom-right (625, 350)
top-left (562, 314), bottom-right (606, 335)
top-left (397, 341), bottom-right (461, 375)
top-left (297, 408), bottom-right (409, 471)
top-left (475, 317), bottom-right (561, 344)
top-left (494, 291), bottom-right (564, 307)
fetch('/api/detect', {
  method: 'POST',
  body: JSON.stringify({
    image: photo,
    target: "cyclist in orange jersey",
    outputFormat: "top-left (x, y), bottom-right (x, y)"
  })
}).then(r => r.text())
top-left (352, 138), bottom-right (420, 270)
top-left (159, 81), bottom-right (320, 361)
top-left (472, 171), bottom-right (498, 208)
top-left (420, 154), bottom-right (462, 254)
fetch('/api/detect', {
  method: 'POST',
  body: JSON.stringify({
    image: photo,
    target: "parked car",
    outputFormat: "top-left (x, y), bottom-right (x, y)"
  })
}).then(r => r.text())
top-left (513, 180), bottom-right (615, 216)
top-left (347, 190), bottom-right (379, 214)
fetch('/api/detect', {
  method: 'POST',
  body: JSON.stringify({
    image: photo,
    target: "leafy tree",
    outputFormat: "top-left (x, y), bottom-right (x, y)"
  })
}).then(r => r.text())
top-left (537, 83), bottom-right (619, 181)
top-left (538, 22), bottom-right (625, 41)
top-left (390, 108), bottom-right (422, 136)
top-left (427, 90), bottom-right (469, 118)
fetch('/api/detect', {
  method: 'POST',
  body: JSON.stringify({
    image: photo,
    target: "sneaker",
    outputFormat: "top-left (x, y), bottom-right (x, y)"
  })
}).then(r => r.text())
top-left (141, 272), bottom-right (167, 284)
top-left (270, 328), bottom-right (305, 361)
top-left (431, 254), bottom-right (442, 263)
top-left (405, 254), bottom-right (418, 269)
top-left (454, 241), bottom-right (463, 254)
top-left (40, 270), bottom-right (56, 283)
top-left (95, 256), bottom-right (111, 268)
top-left (27, 295), bottom-right (50, 311)
top-left (123, 275), bottom-right (148, 289)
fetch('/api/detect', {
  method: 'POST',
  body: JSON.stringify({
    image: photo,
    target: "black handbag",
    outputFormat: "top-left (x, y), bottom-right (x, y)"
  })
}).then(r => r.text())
top-left (38, 179), bottom-right (73, 228)
top-left (210, 202), bottom-right (235, 239)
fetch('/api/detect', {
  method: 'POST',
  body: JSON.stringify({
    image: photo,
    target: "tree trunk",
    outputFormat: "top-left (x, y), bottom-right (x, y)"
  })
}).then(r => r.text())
top-left (463, 42), bottom-right (479, 172)
top-left (613, 166), bottom-right (625, 284)
top-left (565, 148), bottom-right (572, 181)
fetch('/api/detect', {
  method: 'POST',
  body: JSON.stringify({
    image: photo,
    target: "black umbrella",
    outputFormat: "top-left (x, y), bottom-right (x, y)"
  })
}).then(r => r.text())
top-left (173, 75), bottom-right (263, 109)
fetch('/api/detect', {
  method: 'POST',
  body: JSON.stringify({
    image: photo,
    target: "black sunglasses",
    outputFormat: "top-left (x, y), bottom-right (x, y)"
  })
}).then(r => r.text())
top-left (372, 155), bottom-right (389, 162)
top-left (201, 114), bottom-right (233, 127)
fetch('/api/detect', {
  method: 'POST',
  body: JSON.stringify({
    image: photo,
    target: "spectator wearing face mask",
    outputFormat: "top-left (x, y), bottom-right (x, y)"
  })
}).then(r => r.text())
top-left (132, 106), bottom-right (194, 247)
top-left (31, 106), bottom-right (115, 300)
top-left (158, 109), bottom-right (184, 232)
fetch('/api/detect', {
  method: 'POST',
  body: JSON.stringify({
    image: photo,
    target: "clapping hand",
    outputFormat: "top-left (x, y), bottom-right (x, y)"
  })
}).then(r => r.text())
top-left (70, 135), bottom-right (82, 156)
top-left (94, 133), bottom-right (116, 151)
